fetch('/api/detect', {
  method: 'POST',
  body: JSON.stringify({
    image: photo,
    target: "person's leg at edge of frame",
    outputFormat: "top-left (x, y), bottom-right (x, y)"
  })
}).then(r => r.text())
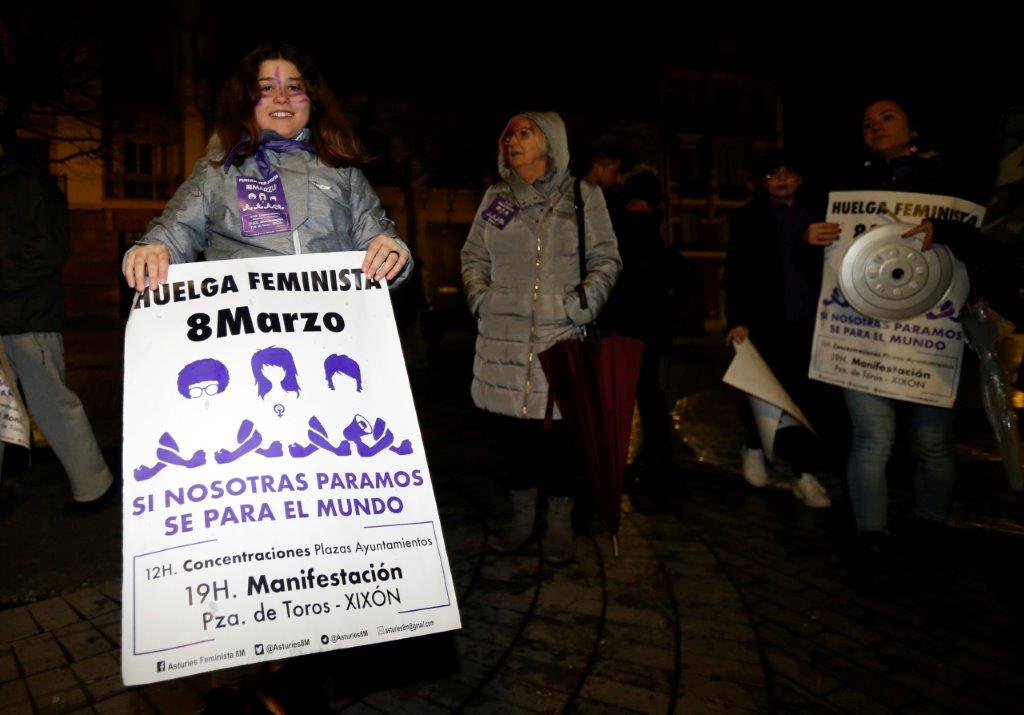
top-left (843, 388), bottom-right (897, 534)
top-left (2, 332), bottom-right (113, 502)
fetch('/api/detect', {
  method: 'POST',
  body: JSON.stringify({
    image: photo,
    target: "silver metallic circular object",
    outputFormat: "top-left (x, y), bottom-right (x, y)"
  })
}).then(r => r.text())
top-left (839, 224), bottom-right (955, 320)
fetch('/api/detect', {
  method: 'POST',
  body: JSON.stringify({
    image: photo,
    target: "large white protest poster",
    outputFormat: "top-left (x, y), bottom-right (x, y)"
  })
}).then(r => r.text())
top-left (0, 343), bottom-right (30, 448)
top-left (809, 191), bottom-right (985, 407)
top-left (122, 253), bottom-right (460, 686)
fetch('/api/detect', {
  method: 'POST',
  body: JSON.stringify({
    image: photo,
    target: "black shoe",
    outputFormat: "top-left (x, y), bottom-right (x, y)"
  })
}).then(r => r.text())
top-left (851, 530), bottom-right (893, 595)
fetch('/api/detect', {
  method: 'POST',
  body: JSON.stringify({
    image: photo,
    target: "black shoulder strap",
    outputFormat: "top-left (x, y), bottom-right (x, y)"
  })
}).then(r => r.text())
top-left (573, 178), bottom-right (588, 310)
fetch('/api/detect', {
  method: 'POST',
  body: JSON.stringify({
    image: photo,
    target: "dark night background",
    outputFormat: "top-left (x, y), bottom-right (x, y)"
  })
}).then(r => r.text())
top-left (6, 9), bottom-right (1021, 193)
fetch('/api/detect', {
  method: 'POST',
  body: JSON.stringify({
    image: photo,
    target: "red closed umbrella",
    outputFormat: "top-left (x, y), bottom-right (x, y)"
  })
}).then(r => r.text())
top-left (539, 333), bottom-right (643, 553)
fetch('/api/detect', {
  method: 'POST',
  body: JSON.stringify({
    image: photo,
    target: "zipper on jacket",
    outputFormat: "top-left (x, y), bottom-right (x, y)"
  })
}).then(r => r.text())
top-left (292, 230), bottom-right (302, 255)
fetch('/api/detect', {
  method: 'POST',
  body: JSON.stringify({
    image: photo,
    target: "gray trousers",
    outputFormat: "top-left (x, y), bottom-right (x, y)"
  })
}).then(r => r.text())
top-left (0, 333), bottom-right (113, 501)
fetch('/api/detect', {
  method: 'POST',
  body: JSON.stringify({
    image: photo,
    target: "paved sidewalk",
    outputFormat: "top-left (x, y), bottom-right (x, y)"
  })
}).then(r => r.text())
top-left (2, 336), bottom-right (1023, 713)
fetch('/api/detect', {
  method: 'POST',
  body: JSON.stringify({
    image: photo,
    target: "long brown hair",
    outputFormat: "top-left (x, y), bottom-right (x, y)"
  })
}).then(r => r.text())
top-left (213, 44), bottom-right (370, 168)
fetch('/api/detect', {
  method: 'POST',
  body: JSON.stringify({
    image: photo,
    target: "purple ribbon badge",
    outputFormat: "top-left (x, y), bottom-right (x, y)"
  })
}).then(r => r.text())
top-left (237, 174), bottom-right (291, 237)
top-left (482, 195), bottom-right (519, 230)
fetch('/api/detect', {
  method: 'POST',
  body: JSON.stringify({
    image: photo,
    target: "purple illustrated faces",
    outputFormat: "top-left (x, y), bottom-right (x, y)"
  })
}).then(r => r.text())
top-left (177, 358), bottom-right (230, 399)
top-left (134, 350), bottom-right (414, 481)
top-left (251, 346), bottom-right (301, 398)
top-left (324, 354), bottom-right (362, 392)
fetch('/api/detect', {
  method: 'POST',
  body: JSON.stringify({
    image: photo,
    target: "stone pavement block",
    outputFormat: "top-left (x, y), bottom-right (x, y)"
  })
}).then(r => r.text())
top-left (0, 650), bottom-right (19, 682)
top-left (462, 602), bottom-right (527, 628)
top-left (580, 675), bottom-right (671, 713)
top-left (0, 678), bottom-right (32, 714)
top-left (567, 697), bottom-right (644, 714)
top-left (412, 675), bottom-right (478, 709)
top-left (92, 615), bottom-right (121, 648)
top-left (749, 600), bottom-right (823, 637)
top-left (462, 694), bottom-right (539, 714)
top-left (0, 606), bottom-right (39, 642)
top-left (136, 680), bottom-right (205, 713)
top-left (597, 640), bottom-right (675, 671)
top-left (875, 640), bottom-right (964, 685)
top-left (604, 604), bottom-right (672, 630)
top-left (767, 676), bottom-right (840, 713)
top-left (763, 648), bottom-right (841, 696)
top-left (362, 690), bottom-right (452, 713)
top-left (806, 610), bottom-right (884, 647)
top-left (454, 634), bottom-right (506, 666)
top-left (63, 589), bottom-right (119, 620)
top-left (67, 707), bottom-right (97, 714)
top-left (681, 653), bottom-right (767, 688)
top-left (678, 672), bottom-right (769, 712)
top-left (28, 597), bottom-right (82, 631)
top-left (54, 621), bottom-right (114, 661)
top-left (602, 622), bottom-right (675, 650)
top-left (25, 667), bottom-right (89, 714)
top-left (681, 618), bottom-right (757, 645)
top-left (93, 691), bottom-right (156, 714)
top-left (536, 580), bottom-right (603, 613)
top-left (500, 654), bottom-right (580, 695)
top-left (742, 581), bottom-right (816, 614)
top-left (826, 688), bottom-right (895, 715)
top-left (70, 652), bottom-right (125, 701)
top-left (331, 703), bottom-right (382, 714)
top-left (808, 629), bottom-right (865, 658)
top-left (13, 633), bottom-right (67, 675)
top-left (459, 616), bottom-right (518, 645)
top-left (685, 635), bottom-right (762, 666)
top-left (93, 581), bottom-right (122, 604)
top-left (592, 658), bottom-right (673, 694)
top-left (740, 565), bottom-right (808, 594)
top-left (481, 673), bottom-right (568, 713)
top-left (820, 656), bottom-right (914, 708)
top-left (521, 617), bottom-right (595, 656)
top-left (892, 669), bottom-right (958, 707)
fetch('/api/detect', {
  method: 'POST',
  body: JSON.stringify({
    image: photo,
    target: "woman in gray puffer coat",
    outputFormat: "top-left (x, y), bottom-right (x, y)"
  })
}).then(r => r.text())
top-left (461, 112), bottom-right (621, 565)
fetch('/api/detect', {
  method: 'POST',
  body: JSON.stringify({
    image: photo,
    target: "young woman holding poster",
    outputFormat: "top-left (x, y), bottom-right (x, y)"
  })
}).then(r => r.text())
top-left (122, 44), bottom-right (410, 290)
top-left (804, 99), bottom-right (979, 558)
top-left (460, 112), bottom-right (621, 565)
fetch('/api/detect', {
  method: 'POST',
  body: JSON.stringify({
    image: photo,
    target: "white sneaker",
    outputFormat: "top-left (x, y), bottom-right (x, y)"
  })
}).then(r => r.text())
top-left (793, 473), bottom-right (831, 508)
top-left (741, 447), bottom-right (768, 487)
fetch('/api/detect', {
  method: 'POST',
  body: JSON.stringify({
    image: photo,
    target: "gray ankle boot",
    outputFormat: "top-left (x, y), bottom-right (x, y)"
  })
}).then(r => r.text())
top-left (543, 496), bottom-right (575, 566)
top-left (491, 488), bottom-right (537, 553)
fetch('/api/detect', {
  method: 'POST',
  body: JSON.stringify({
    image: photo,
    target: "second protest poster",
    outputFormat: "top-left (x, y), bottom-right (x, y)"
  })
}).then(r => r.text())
top-left (809, 190), bottom-right (985, 407)
top-left (122, 252), bottom-right (460, 686)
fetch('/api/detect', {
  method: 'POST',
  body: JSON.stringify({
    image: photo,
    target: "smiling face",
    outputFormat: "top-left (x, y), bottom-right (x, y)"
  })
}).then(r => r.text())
top-left (862, 100), bottom-right (917, 160)
top-left (253, 59), bottom-right (311, 138)
top-left (502, 117), bottom-right (548, 178)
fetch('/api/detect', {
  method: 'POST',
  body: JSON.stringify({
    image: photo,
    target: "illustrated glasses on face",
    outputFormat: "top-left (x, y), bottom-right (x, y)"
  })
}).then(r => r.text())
top-left (188, 384), bottom-right (221, 398)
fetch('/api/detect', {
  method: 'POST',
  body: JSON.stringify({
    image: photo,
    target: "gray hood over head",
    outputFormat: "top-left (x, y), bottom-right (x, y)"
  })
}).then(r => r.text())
top-left (497, 111), bottom-right (570, 204)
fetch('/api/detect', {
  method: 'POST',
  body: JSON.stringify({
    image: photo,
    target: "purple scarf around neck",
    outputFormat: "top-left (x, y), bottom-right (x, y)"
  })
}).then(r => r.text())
top-left (223, 134), bottom-right (317, 178)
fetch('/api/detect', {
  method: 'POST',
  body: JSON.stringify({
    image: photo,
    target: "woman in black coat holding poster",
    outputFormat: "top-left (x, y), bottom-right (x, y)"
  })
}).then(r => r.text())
top-left (805, 98), bottom-right (980, 555)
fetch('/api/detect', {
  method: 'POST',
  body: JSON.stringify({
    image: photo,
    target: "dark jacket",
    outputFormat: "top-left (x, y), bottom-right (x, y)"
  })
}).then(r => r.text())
top-left (600, 209), bottom-right (677, 344)
top-left (838, 149), bottom-right (982, 269)
top-left (724, 196), bottom-right (819, 343)
top-left (0, 155), bottom-right (69, 334)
